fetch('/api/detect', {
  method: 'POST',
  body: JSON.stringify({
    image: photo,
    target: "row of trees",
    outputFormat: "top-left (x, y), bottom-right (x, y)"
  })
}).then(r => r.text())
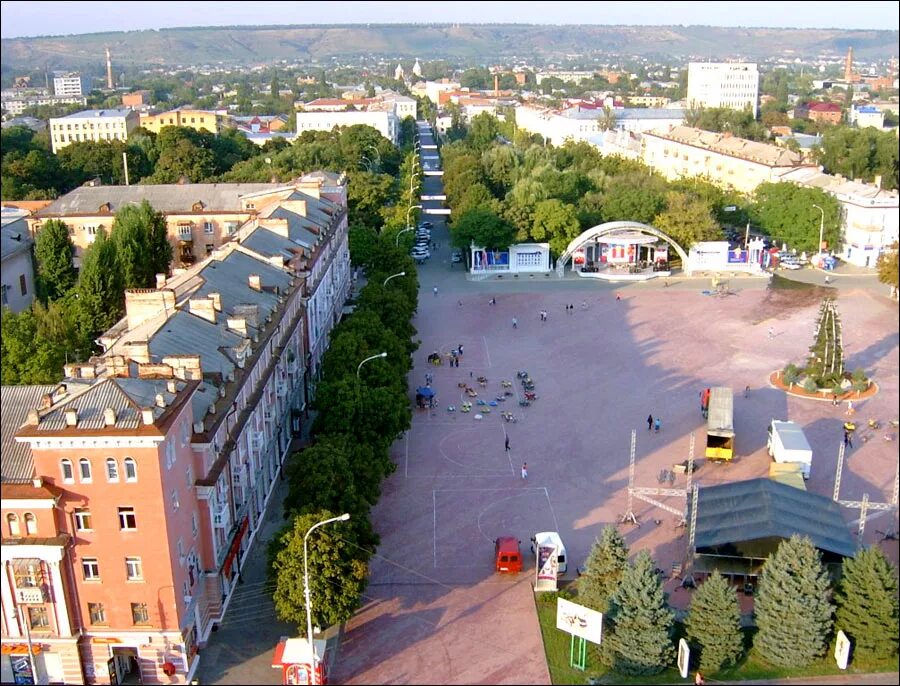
top-left (578, 527), bottom-right (898, 676)
top-left (267, 232), bottom-right (419, 634)
top-left (1, 202), bottom-right (171, 384)
top-left (441, 112), bottom-right (843, 257)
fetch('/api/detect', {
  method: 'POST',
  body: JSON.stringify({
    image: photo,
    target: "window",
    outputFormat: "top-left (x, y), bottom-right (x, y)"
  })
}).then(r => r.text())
top-left (118, 507), bottom-right (137, 531)
top-left (131, 602), bottom-right (150, 625)
top-left (88, 602), bottom-right (106, 624)
top-left (125, 557), bottom-right (143, 581)
top-left (203, 221), bottom-right (214, 234)
top-left (178, 225), bottom-right (192, 239)
top-left (185, 464), bottom-right (193, 489)
top-left (19, 274), bottom-right (27, 296)
top-left (28, 606), bottom-right (50, 630)
top-left (79, 458), bottom-right (92, 482)
top-left (7, 513), bottom-right (20, 537)
top-left (205, 243), bottom-right (214, 255)
top-left (74, 508), bottom-right (92, 531)
top-left (24, 513), bottom-right (37, 535)
top-left (171, 489), bottom-right (180, 512)
top-left (106, 458), bottom-right (119, 482)
top-left (124, 457), bottom-right (137, 481)
top-left (191, 512), bottom-right (198, 538)
top-left (82, 557), bottom-right (100, 580)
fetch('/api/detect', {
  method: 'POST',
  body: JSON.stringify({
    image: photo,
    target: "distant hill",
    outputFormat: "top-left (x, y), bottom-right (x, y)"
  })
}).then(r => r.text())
top-left (2, 24), bottom-right (897, 72)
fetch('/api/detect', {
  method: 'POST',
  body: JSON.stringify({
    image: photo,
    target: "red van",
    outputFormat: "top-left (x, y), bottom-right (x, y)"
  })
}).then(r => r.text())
top-left (494, 536), bottom-right (522, 573)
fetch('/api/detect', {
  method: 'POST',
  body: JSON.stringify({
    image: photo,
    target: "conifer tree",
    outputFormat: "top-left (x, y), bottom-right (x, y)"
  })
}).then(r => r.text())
top-left (685, 571), bottom-right (744, 672)
top-left (111, 200), bottom-right (172, 288)
top-left (754, 535), bottom-right (834, 667)
top-left (604, 550), bottom-right (675, 675)
top-left (34, 218), bottom-right (77, 302)
top-left (75, 229), bottom-right (124, 343)
top-left (835, 546), bottom-right (899, 661)
top-left (578, 524), bottom-right (629, 614)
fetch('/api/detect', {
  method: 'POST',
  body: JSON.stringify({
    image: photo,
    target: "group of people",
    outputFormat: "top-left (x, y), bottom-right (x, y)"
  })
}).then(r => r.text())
top-left (647, 414), bottom-right (662, 432)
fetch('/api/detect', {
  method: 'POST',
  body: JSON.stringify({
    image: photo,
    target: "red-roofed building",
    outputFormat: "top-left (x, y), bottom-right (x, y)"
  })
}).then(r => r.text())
top-left (793, 101), bottom-right (843, 125)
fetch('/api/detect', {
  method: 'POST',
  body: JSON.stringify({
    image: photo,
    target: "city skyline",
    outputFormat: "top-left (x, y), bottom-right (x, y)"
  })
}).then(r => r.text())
top-left (1, 0), bottom-right (899, 39)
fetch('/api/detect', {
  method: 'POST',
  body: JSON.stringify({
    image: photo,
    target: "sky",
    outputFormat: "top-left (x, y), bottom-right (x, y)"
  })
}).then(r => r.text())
top-left (1, 0), bottom-right (898, 38)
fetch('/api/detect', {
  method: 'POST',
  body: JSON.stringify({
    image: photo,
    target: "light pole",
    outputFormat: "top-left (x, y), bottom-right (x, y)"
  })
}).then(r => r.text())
top-left (383, 271), bottom-right (405, 287)
top-left (303, 513), bottom-right (350, 685)
top-left (359, 155), bottom-right (374, 172)
top-left (356, 351), bottom-right (387, 378)
top-left (812, 204), bottom-right (825, 255)
top-left (406, 204), bottom-right (423, 229)
top-left (395, 227), bottom-right (415, 247)
top-left (366, 144), bottom-right (381, 169)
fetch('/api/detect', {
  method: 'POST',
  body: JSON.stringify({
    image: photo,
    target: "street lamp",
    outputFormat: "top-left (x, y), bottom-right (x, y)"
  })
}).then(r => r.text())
top-left (359, 155), bottom-right (374, 172)
top-left (395, 227), bottom-right (415, 247)
top-left (383, 271), bottom-right (405, 287)
top-left (303, 513), bottom-right (350, 685)
top-left (366, 144), bottom-right (382, 168)
top-left (406, 204), bottom-right (423, 229)
top-left (356, 351), bottom-right (387, 378)
top-left (811, 204), bottom-right (825, 255)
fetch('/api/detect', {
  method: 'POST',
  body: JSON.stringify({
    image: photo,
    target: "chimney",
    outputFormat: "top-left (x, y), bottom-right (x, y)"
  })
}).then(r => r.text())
top-left (39, 394), bottom-right (53, 410)
top-left (141, 408), bottom-right (155, 425)
top-left (494, 73), bottom-right (499, 96)
top-left (166, 379), bottom-right (178, 393)
top-left (103, 408), bottom-right (117, 426)
top-left (156, 273), bottom-right (167, 289)
top-left (64, 408), bottom-right (78, 427)
top-left (248, 274), bottom-right (262, 291)
top-left (189, 297), bottom-right (217, 323)
top-left (25, 409), bottom-right (40, 426)
top-left (208, 292), bottom-right (222, 311)
top-left (32, 477), bottom-right (43, 489)
top-left (125, 341), bottom-right (151, 364)
top-left (226, 317), bottom-right (248, 336)
top-left (155, 393), bottom-right (167, 408)
top-left (233, 304), bottom-right (260, 329)
top-left (873, 175), bottom-right (882, 189)
top-left (125, 289), bottom-right (176, 330)
top-left (106, 47), bottom-right (114, 89)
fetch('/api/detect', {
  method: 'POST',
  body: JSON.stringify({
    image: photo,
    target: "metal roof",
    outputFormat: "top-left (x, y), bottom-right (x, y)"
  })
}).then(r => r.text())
top-left (1, 385), bottom-right (57, 483)
top-left (1, 219), bottom-right (32, 261)
top-left (56, 108), bottom-right (133, 119)
top-left (689, 478), bottom-right (856, 558)
top-left (148, 309), bottom-right (242, 380)
top-left (193, 249), bottom-right (291, 321)
top-left (707, 387), bottom-right (734, 435)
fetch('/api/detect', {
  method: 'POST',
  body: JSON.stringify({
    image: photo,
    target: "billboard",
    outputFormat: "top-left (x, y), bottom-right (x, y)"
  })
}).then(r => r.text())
top-left (556, 598), bottom-right (603, 645)
top-left (534, 544), bottom-right (558, 592)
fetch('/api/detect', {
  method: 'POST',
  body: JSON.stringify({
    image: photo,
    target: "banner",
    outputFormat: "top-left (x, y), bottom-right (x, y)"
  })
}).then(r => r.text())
top-left (534, 544), bottom-right (559, 591)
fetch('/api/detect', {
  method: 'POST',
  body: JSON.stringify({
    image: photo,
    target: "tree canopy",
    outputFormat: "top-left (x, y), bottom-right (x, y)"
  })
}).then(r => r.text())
top-left (751, 183), bottom-right (841, 254)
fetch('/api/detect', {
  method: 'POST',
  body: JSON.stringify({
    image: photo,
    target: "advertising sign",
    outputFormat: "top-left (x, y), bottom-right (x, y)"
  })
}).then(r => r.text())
top-left (555, 598), bottom-right (603, 645)
top-left (677, 638), bottom-right (690, 679)
top-left (11, 655), bottom-right (34, 685)
top-left (834, 630), bottom-right (851, 670)
top-left (534, 544), bottom-right (558, 592)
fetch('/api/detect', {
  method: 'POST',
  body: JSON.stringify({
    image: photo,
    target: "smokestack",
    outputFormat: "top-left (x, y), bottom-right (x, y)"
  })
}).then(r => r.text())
top-left (494, 73), bottom-right (499, 96)
top-left (106, 47), bottom-right (114, 89)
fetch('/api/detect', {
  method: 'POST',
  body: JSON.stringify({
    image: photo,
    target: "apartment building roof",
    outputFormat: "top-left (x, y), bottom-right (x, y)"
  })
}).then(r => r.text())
top-left (777, 167), bottom-right (898, 204)
top-left (1, 219), bottom-right (32, 261)
top-left (806, 102), bottom-right (842, 113)
top-left (1, 385), bottom-right (59, 483)
top-left (55, 108), bottom-right (134, 119)
top-left (646, 126), bottom-right (805, 168)
top-left (35, 183), bottom-right (283, 217)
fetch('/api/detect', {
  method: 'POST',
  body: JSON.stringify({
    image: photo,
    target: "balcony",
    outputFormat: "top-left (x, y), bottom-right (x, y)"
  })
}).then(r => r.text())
top-left (212, 504), bottom-right (230, 528)
top-left (16, 587), bottom-right (47, 603)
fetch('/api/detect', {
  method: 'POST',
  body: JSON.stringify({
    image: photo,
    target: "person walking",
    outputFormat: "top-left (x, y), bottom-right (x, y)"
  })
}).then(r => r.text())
top-left (505, 435), bottom-right (510, 452)
top-left (846, 400), bottom-right (854, 415)
top-left (521, 462), bottom-right (528, 479)
top-left (767, 326), bottom-right (775, 339)
top-left (844, 430), bottom-right (853, 449)
top-left (647, 414), bottom-right (654, 431)
top-left (458, 344), bottom-right (463, 356)
top-left (654, 417), bottom-right (661, 433)
top-left (512, 317), bottom-right (518, 329)
top-left (433, 286), bottom-right (438, 296)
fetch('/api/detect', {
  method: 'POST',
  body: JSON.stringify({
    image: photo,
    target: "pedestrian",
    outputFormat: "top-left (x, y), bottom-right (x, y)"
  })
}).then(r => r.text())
top-left (616, 293), bottom-right (621, 301)
top-left (490, 297), bottom-right (496, 305)
top-left (582, 301), bottom-right (587, 310)
top-left (433, 286), bottom-right (438, 296)
top-left (458, 344), bottom-right (463, 356)
top-left (744, 385), bottom-right (750, 398)
top-left (521, 462), bottom-right (528, 479)
top-left (695, 671), bottom-right (705, 686)
top-left (458, 300), bottom-right (462, 307)
top-left (846, 400), bottom-right (854, 415)
top-left (844, 430), bottom-right (853, 449)
top-left (832, 393), bottom-right (838, 406)
top-left (654, 417), bottom-right (661, 433)
top-left (570, 304), bottom-right (574, 313)
top-left (512, 317), bottom-right (518, 328)
top-left (767, 326), bottom-right (775, 339)
top-left (647, 414), bottom-right (654, 431)
top-left (505, 435), bottom-right (510, 452)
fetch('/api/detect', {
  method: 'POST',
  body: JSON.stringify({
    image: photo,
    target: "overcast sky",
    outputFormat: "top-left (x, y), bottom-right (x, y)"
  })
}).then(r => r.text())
top-left (1, 0), bottom-right (898, 38)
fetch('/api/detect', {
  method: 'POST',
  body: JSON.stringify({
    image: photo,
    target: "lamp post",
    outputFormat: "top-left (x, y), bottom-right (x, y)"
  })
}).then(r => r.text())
top-left (812, 204), bottom-right (825, 255)
top-left (395, 227), bottom-right (415, 247)
top-left (383, 271), bottom-right (405, 287)
top-left (406, 204), bottom-right (423, 229)
top-left (359, 155), bottom-right (374, 172)
top-left (366, 144), bottom-right (381, 169)
top-left (303, 513), bottom-right (350, 685)
top-left (356, 351), bottom-right (387, 378)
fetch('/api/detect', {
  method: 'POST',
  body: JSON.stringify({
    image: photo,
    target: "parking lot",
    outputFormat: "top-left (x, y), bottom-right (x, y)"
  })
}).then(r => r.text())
top-left (330, 253), bottom-right (899, 683)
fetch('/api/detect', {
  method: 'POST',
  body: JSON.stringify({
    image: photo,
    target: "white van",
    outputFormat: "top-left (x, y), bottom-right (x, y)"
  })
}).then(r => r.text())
top-left (530, 531), bottom-right (567, 574)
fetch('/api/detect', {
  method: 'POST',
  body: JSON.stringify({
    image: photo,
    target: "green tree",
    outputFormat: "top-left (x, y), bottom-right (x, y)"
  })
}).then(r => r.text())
top-left (685, 571), bottom-right (744, 672)
top-left (467, 112), bottom-right (500, 153)
top-left (604, 550), bottom-right (676, 676)
top-left (455, 182), bottom-right (497, 217)
top-left (754, 535), bottom-right (834, 667)
top-left (751, 183), bottom-right (841, 254)
top-left (653, 191), bottom-right (722, 249)
top-left (834, 546), bottom-right (899, 661)
top-left (530, 198), bottom-right (582, 255)
top-left (1, 307), bottom-right (63, 385)
top-left (451, 207), bottom-right (516, 250)
top-left (74, 229), bottom-right (124, 344)
top-left (577, 525), bottom-right (629, 614)
top-left (602, 173), bottom-right (668, 225)
top-left (268, 510), bottom-right (369, 635)
top-left (345, 171), bottom-right (395, 230)
top-left (876, 241), bottom-right (898, 292)
top-left (34, 219), bottom-right (77, 302)
top-left (814, 127), bottom-right (899, 190)
top-left (111, 200), bottom-right (172, 288)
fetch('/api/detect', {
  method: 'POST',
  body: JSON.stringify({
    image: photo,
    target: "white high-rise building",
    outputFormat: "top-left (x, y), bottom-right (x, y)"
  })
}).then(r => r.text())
top-left (49, 108), bottom-right (139, 153)
top-left (53, 73), bottom-right (89, 97)
top-left (687, 62), bottom-right (759, 117)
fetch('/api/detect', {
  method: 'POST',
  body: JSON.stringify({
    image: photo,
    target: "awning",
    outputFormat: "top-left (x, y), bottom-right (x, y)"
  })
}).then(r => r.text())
top-left (1, 644), bottom-right (42, 655)
top-left (416, 386), bottom-right (435, 398)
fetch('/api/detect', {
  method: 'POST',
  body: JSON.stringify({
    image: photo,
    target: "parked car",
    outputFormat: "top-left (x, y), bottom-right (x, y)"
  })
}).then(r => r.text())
top-left (451, 250), bottom-right (463, 263)
top-left (420, 221), bottom-right (433, 229)
top-left (410, 247), bottom-right (431, 260)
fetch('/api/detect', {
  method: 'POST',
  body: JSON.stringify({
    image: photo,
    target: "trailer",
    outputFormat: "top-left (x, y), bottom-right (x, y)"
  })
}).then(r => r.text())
top-left (767, 420), bottom-right (812, 479)
top-left (705, 387), bottom-right (735, 461)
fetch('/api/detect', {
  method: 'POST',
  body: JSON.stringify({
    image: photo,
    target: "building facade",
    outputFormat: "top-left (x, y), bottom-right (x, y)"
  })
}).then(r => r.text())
top-left (49, 110), bottom-right (139, 154)
top-left (1, 213), bottom-right (35, 313)
top-left (53, 75), bottom-right (89, 98)
top-left (139, 109), bottom-right (222, 135)
top-left (296, 93), bottom-right (415, 145)
top-left (687, 62), bottom-right (759, 117)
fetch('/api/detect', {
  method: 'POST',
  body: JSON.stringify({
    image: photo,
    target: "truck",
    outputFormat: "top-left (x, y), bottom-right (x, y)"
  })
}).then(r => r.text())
top-left (705, 387), bottom-right (735, 461)
top-left (494, 536), bottom-right (522, 573)
top-left (767, 419), bottom-right (812, 479)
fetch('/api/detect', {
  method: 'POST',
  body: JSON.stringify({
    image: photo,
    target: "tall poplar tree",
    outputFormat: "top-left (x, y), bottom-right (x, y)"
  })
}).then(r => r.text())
top-left (34, 218), bottom-right (77, 302)
top-left (75, 229), bottom-right (124, 343)
top-left (604, 550), bottom-right (675, 676)
top-left (578, 525), bottom-right (629, 614)
top-left (685, 571), bottom-right (744, 672)
top-left (111, 200), bottom-right (172, 288)
top-left (754, 535), bottom-right (834, 667)
top-left (834, 546), bottom-right (899, 661)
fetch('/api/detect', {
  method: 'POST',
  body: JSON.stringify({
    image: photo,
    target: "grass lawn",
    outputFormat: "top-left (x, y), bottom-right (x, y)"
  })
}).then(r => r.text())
top-left (534, 590), bottom-right (897, 685)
